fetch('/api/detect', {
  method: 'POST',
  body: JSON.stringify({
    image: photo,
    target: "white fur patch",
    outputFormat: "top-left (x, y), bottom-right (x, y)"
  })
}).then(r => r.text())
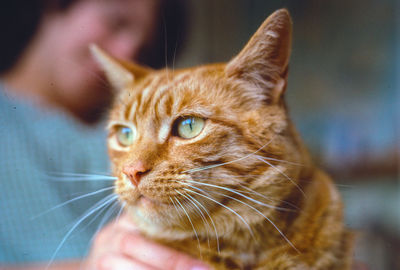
top-left (141, 86), bottom-right (152, 104)
top-left (128, 101), bottom-right (138, 121)
top-left (266, 30), bottom-right (279, 38)
top-left (123, 174), bottom-right (135, 190)
top-left (158, 120), bottom-right (171, 143)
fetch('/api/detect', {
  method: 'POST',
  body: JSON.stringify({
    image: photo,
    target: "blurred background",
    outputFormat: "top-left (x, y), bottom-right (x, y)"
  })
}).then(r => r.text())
top-left (0, 0), bottom-right (398, 268)
top-left (175, 0), bottom-right (398, 269)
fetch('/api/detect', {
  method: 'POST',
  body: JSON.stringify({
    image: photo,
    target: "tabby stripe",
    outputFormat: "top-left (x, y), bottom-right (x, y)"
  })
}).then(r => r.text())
top-left (143, 75), bottom-right (171, 116)
top-left (126, 100), bottom-right (138, 121)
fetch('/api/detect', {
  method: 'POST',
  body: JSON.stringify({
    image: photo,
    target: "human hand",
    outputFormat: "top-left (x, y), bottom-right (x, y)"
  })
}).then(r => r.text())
top-left (83, 213), bottom-right (210, 270)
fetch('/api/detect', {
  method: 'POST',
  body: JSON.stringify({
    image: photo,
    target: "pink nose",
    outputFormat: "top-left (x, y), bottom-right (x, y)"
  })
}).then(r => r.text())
top-left (122, 161), bottom-right (150, 187)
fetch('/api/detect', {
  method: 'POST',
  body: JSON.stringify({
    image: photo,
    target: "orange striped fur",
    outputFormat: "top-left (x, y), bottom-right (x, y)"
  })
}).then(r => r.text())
top-left (92, 9), bottom-right (353, 269)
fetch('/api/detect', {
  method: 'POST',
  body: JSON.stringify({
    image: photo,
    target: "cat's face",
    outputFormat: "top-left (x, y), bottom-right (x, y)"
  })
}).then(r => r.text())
top-left (93, 9), bottom-right (306, 236)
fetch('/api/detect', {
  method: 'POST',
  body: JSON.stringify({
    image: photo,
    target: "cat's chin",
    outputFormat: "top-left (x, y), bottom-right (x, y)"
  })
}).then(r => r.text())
top-left (126, 196), bottom-right (214, 238)
top-left (137, 194), bottom-right (166, 209)
top-left (124, 202), bottom-right (192, 239)
top-left (123, 195), bottom-right (175, 224)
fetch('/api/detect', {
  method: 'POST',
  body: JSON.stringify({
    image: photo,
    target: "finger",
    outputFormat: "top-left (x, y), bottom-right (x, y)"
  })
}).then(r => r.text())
top-left (99, 254), bottom-right (156, 270)
top-left (121, 235), bottom-right (209, 270)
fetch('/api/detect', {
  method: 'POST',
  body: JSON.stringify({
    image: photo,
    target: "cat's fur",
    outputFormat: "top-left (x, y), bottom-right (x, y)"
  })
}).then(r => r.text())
top-left (92, 9), bottom-right (353, 270)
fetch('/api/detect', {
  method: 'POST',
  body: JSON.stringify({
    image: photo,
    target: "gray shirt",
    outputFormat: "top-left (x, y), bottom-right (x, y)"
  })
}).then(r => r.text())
top-left (0, 85), bottom-right (114, 264)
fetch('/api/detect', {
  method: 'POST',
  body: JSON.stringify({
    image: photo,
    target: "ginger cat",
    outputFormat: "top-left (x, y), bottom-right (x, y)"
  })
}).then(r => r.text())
top-left (91, 9), bottom-right (353, 270)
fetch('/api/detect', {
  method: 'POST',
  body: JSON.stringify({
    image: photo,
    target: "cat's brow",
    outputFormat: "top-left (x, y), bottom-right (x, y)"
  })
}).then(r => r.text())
top-left (122, 75), bottom-right (165, 121)
top-left (138, 75), bottom-right (170, 115)
top-left (125, 68), bottom-right (195, 119)
top-left (158, 119), bottom-right (171, 143)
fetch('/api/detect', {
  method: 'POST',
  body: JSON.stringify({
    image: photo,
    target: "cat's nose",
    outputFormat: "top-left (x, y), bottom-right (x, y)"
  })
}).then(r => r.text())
top-left (122, 161), bottom-right (150, 187)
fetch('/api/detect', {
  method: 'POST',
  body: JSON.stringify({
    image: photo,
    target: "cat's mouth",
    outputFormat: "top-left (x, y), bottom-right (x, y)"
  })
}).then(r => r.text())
top-left (117, 174), bottom-right (174, 211)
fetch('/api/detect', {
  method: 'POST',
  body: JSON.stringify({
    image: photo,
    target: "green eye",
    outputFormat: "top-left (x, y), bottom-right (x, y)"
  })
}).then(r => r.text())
top-left (176, 116), bottom-right (205, 139)
top-left (116, 126), bottom-right (134, 146)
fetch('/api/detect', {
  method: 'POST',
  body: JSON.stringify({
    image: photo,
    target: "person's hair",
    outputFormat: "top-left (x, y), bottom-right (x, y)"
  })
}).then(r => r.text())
top-left (0, 0), bottom-right (187, 73)
top-left (0, 0), bottom-right (44, 73)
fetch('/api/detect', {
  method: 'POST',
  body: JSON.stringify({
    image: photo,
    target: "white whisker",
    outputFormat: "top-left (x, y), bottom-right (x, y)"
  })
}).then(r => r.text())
top-left (236, 183), bottom-right (299, 211)
top-left (170, 197), bottom-right (183, 220)
top-left (256, 155), bottom-right (303, 166)
top-left (31, 186), bottom-right (114, 220)
top-left (174, 197), bottom-right (202, 258)
top-left (64, 193), bottom-right (118, 234)
top-left (78, 201), bottom-right (120, 270)
top-left (255, 156), bottom-right (306, 197)
top-left (108, 202), bottom-right (126, 242)
top-left (77, 198), bottom-right (117, 236)
top-left (46, 194), bottom-right (118, 270)
top-left (184, 188), bottom-right (255, 239)
top-left (211, 190), bottom-right (299, 253)
top-left (183, 180), bottom-right (290, 212)
top-left (189, 176), bottom-right (299, 211)
top-left (92, 200), bottom-right (120, 239)
top-left (183, 136), bottom-right (275, 173)
top-left (184, 192), bottom-right (220, 253)
top-left (115, 202), bottom-right (125, 223)
top-left (177, 190), bottom-right (211, 248)
top-left (48, 172), bottom-right (117, 182)
top-left (172, 40), bottom-right (178, 75)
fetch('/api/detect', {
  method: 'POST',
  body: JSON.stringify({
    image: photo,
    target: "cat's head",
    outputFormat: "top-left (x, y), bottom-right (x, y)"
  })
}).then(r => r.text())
top-left (92, 9), bottom-right (309, 238)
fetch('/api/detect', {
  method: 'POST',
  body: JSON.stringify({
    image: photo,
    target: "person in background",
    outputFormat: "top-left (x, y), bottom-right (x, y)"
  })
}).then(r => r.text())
top-left (0, 0), bottom-right (210, 269)
top-left (0, 0), bottom-right (186, 124)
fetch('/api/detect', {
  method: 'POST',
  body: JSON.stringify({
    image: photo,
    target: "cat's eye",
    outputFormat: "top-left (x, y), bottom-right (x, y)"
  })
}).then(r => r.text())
top-left (116, 126), bottom-right (134, 146)
top-left (174, 116), bottom-right (205, 139)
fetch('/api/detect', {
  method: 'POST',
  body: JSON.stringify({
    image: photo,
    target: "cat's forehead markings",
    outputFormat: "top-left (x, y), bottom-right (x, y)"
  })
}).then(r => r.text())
top-left (127, 100), bottom-right (138, 121)
top-left (141, 85), bottom-right (152, 103)
top-left (120, 76), bottom-right (160, 121)
top-left (119, 101), bottom-right (128, 120)
top-left (151, 71), bottom-right (190, 100)
top-left (140, 75), bottom-right (165, 104)
top-left (135, 73), bottom-right (177, 117)
top-left (136, 75), bottom-right (169, 115)
top-left (123, 70), bottom-right (194, 125)
top-left (117, 89), bottom-right (133, 120)
top-left (154, 84), bottom-right (171, 101)
top-left (172, 71), bottom-right (192, 83)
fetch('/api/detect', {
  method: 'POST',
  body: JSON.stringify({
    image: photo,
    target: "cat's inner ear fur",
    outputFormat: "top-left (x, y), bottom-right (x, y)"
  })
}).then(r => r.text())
top-left (90, 44), bottom-right (137, 91)
top-left (225, 9), bottom-right (292, 104)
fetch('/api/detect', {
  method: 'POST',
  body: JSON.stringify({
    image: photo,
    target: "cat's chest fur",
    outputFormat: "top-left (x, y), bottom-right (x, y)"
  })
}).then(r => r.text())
top-left (92, 8), bottom-right (353, 270)
top-left (143, 225), bottom-right (269, 269)
top-left (160, 236), bottom-right (259, 269)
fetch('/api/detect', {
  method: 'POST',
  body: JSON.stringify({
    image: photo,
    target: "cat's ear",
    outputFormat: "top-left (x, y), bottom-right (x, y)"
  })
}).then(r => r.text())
top-left (225, 9), bottom-right (292, 103)
top-left (90, 44), bottom-right (147, 91)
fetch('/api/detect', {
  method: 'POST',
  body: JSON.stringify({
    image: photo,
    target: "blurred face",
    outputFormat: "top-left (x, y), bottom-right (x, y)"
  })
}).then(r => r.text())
top-left (40, 0), bottom-right (159, 122)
